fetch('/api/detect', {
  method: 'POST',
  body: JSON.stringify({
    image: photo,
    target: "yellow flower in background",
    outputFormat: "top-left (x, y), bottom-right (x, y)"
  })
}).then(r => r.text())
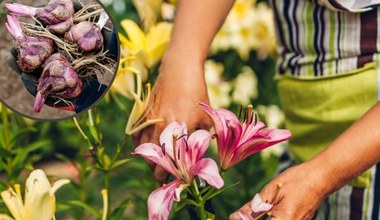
top-left (252, 3), bottom-right (276, 59)
top-left (120, 19), bottom-right (173, 69)
top-left (125, 73), bottom-right (163, 136)
top-left (205, 60), bottom-right (232, 108)
top-left (114, 19), bottom-right (171, 100)
top-left (0, 169), bottom-right (70, 220)
top-left (211, 0), bottom-right (276, 60)
top-left (132, 0), bottom-right (163, 30)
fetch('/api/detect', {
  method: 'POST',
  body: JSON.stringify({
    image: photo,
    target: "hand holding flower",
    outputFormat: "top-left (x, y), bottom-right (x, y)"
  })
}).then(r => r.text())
top-left (230, 162), bottom-right (330, 220)
top-left (133, 56), bottom-right (212, 184)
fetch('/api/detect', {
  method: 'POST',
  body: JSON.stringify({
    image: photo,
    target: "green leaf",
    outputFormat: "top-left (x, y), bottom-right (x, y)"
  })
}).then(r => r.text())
top-left (10, 127), bottom-right (37, 146)
top-left (12, 140), bottom-right (49, 171)
top-left (88, 124), bottom-right (99, 142)
top-left (110, 158), bottom-right (131, 170)
top-left (174, 198), bottom-right (199, 212)
top-left (68, 200), bottom-right (102, 218)
top-left (0, 148), bottom-right (11, 159)
top-left (203, 182), bottom-right (240, 201)
top-left (110, 198), bottom-right (130, 220)
top-left (103, 154), bottom-right (111, 169)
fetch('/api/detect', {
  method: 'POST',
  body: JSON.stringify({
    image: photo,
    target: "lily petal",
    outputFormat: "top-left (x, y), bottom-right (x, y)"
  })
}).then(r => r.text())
top-left (24, 170), bottom-right (55, 220)
top-left (199, 103), bottom-right (238, 153)
top-left (120, 19), bottom-right (146, 50)
top-left (237, 211), bottom-right (254, 220)
top-left (1, 187), bottom-right (25, 220)
top-left (220, 119), bottom-right (243, 170)
top-left (146, 22), bottom-right (173, 67)
top-left (250, 193), bottom-right (273, 219)
top-left (159, 122), bottom-right (187, 159)
top-left (148, 179), bottom-right (183, 220)
top-left (0, 214), bottom-right (15, 220)
top-left (238, 129), bottom-right (291, 158)
top-left (133, 143), bottom-right (178, 178)
top-left (186, 129), bottom-right (212, 165)
top-left (190, 158), bottom-right (224, 189)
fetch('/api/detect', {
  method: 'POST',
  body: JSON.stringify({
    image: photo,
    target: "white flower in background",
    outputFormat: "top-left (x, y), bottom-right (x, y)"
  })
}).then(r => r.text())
top-left (256, 105), bottom-right (285, 129)
top-left (205, 60), bottom-right (232, 109)
top-left (232, 66), bottom-right (258, 106)
top-left (252, 3), bottom-right (276, 59)
top-left (161, 2), bottom-right (176, 21)
top-left (256, 105), bottom-right (287, 158)
top-left (211, 0), bottom-right (276, 60)
top-left (0, 169), bottom-right (69, 220)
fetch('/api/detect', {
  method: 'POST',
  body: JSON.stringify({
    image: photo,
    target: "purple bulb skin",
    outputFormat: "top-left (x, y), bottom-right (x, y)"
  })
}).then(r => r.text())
top-left (18, 36), bottom-right (54, 73)
top-left (5, 15), bottom-right (54, 73)
top-left (65, 21), bottom-right (104, 52)
top-left (34, 53), bottom-right (82, 112)
top-left (5, 0), bottom-right (74, 34)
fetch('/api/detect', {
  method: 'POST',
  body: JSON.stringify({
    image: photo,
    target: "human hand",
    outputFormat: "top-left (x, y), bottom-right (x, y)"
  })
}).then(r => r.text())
top-left (230, 162), bottom-right (333, 220)
top-left (133, 56), bottom-right (212, 184)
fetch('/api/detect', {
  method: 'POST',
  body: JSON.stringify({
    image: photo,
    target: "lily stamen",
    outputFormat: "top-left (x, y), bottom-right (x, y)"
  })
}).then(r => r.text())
top-left (161, 143), bottom-right (166, 155)
top-left (172, 133), bottom-right (179, 167)
top-left (238, 105), bottom-right (243, 120)
top-left (246, 105), bottom-right (254, 124)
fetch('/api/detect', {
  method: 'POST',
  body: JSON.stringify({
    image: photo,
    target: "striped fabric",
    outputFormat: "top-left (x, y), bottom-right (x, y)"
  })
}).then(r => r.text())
top-left (269, 0), bottom-right (380, 78)
top-left (313, 165), bottom-right (380, 220)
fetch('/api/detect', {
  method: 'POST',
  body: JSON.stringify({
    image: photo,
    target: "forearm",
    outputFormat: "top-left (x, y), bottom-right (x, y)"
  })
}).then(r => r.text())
top-left (309, 101), bottom-right (380, 193)
top-left (164, 0), bottom-right (235, 65)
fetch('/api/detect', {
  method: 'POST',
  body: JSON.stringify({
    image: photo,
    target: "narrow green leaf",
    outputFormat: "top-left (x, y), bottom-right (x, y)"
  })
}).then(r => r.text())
top-left (174, 198), bottom-right (199, 212)
top-left (110, 158), bottom-right (131, 170)
top-left (110, 198), bottom-right (130, 220)
top-left (10, 127), bottom-right (37, 146)
top-left (203, 182), bottom-right (240, 201)
top-left (88, 124), bottom-right (99, 142)
top-left (68, 200), bottom-right (102, 218)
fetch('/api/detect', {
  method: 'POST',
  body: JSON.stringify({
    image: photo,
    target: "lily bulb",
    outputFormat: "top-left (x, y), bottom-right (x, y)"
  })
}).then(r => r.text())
top-left (0, 169), bottom-right (70, 220)
top-left (5, 15), bottom-right (54, 73)
top-left (64, 11), bottom-right (109, 52)
top-left (5, 0), bottom-right (74, 34)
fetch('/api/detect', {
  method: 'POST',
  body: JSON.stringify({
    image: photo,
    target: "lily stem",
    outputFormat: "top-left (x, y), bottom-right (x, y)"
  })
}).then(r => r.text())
top-left (1, 104), bottom-right (10, 150)
top-left (190, 180), bottom-right (207, 220)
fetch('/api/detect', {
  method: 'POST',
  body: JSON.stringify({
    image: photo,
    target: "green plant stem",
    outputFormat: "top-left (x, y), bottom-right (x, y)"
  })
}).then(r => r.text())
top-left (73, 117), bottom-right (92, 147)
top-left (1, 105), bottom-right (10, 149)
top-left (190, 180), bottom-right (207, 220)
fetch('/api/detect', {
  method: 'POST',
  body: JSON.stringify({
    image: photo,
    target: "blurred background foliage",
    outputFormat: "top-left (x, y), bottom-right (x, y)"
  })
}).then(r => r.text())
top-left (0, 0), bottom-right (288, 219)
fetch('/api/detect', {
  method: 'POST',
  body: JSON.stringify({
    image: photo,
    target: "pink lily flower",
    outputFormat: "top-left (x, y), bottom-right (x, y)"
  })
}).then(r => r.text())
top-left (133, 122), bottom-right (224, 220)
top-left (199, 103), bottom-right (291, 170)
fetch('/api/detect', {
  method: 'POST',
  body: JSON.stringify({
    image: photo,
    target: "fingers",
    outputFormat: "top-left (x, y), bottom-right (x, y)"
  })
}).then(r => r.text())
top-left (229, 201), bottom-right (252, 219)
